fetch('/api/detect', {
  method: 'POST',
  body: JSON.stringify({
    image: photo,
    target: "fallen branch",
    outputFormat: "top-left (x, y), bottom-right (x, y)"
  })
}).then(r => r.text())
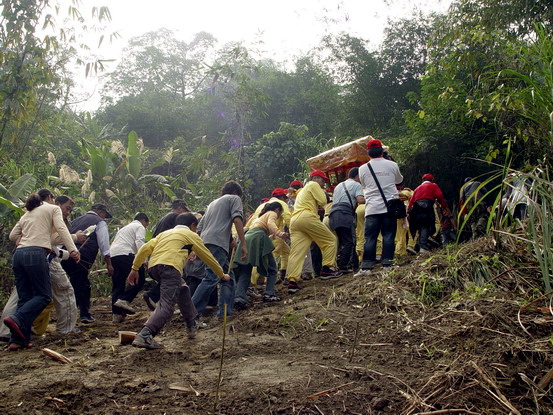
top-left (470, 361), bottom-right (521, 415)
top-left (42, 348), bottom-right (73, 364)
top-left (305, 381), bottom-right (356, 400)
top-left (349, 322), bottom-right (360, 362)
top-left (358, 343), bottom-right (393, 347)
top-left (169, 384), bottom-right (201, 396)
top-left (537, 366), bottom-right (553, 390)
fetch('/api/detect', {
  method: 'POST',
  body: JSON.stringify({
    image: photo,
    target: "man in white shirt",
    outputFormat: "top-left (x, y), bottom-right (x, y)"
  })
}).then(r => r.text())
top-left (355, 139), bottom-right (403, 276)
top-left (110, 213), bottom-right (149, 322)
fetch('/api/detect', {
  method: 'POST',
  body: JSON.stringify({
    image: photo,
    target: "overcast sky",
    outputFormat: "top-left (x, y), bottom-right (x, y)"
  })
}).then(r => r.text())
top-left (67, 0), bottom-right (452, 109)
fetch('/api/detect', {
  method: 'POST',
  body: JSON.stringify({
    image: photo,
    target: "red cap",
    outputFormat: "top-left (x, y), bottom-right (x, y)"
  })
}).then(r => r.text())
top-left (260, 198), bottom-right (269, 203)
top-left (271, 188), bottom-right (288, 197)
top-left (289, 179), bottom-right (303, 188)
top-left (422, 173), bottom-right (434, 182)
top-left (367, 139), bottom-right (383, 149)
top-left (310, 170), bottom-right (330, 182)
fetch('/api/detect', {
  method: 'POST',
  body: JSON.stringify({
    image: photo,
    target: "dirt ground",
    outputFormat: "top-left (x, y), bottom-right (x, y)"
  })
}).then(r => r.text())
top-left (1, 240), bottom-right (552, 414)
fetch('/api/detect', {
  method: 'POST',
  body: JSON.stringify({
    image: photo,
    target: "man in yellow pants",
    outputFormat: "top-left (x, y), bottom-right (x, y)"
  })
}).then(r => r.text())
top-left (287, 170), bottom-right (340, 293)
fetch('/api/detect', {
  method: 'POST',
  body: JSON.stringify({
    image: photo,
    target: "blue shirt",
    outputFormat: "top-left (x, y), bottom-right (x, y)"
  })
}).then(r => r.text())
top-left (332, 179), bottom-right (363, 207)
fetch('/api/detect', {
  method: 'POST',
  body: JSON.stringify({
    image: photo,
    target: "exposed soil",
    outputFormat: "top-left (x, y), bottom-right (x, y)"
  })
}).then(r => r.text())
top-left (1, 238), bottom-right (552, 414)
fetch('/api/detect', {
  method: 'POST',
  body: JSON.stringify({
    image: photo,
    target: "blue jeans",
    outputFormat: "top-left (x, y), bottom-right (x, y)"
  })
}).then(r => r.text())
top-left (418, 225), bottom-right (431, 251)
top-left (361, 213), bottom-right (397, 268)
top-left (191, 244), bottom-right (235, 318)
top-left (235, 254), bottom-right (277, 304)
top-left (10, 247), bottom-right (52, 345)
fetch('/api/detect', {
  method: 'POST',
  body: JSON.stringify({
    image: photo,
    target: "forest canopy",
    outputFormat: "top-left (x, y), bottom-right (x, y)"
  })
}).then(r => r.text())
top-left (0, 0), bottom-right (552, 218)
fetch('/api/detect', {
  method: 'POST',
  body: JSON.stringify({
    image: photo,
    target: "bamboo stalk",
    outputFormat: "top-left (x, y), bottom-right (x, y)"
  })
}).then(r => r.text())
top-left (214, 303), bottom-right (228, 412)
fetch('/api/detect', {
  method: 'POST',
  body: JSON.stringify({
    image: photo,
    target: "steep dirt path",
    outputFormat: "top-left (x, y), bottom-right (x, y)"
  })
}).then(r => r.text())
top-left (0, 262), bottom-right (552, 414)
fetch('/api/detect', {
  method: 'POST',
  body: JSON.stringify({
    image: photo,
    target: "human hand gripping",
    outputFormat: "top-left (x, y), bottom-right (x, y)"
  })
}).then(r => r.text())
top-left (127, 269), bottom-right (139, 286)
top-left (221, 273), bottom-right (231, 282)
top-left (69, 250), bottom-right (80, 263)
top-left (75, 230), bottom-right (87, 243)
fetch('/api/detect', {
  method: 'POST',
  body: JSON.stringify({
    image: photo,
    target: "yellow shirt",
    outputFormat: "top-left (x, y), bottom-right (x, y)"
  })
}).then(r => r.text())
top-left (132, 225), bottom-right (224, 277)
top-left (250, 211), bottom-right (280, 235)
top-left (292, 181), bottom-right (326, 218)
top-left (246, 197), bottom-right (291, 230)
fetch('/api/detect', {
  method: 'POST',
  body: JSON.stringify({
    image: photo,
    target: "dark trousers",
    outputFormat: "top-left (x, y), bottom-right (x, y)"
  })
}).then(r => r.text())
top-left (235, 254), bottom-right (277, 305)
top-left (362, 213), bottom-right (397, 268)
top-left (144, 265), bottom-right (196, 334)
top-left (310, 242), bottom-right (322, 276)
top-left (111, 255), bottom-right (145, 315)
top-left (335, 226), bottom-right (355, 269)
top-left (418, 225), bottom-right (432, 251)
top-left (145, 281), bottom-right (161, 303)
top-left (62, 257), bottom-right (92, 318)
top-left (10, 247), bottom-right (52, 345)
top-left (192, 244), bottom-right (235, 318)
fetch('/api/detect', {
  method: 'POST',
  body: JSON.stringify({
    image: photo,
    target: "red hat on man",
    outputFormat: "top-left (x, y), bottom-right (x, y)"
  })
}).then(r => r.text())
top-left (422, 173), bottom-right (435, 182)
top-left (367, 139), bottom-right (383, 149)
top-left (271, 188), bottom-right (288, 198)
top-left (310, 170), bottom-right (330, 183)
top-left (289, 179), bottom-right (303, 189)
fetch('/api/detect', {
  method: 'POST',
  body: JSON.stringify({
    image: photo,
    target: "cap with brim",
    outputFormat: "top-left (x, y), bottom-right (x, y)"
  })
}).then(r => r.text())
top-left (310, 170), bottom-right (330, 183)
top-left (289, 180), bottom-right (303, 188)
top-left (367, 139), bottom-right (383, 149)
top-left (271, 188), bottom-right (288, 197)
top-left (91, 203), bottom-right (113, 219)
top-left (422, 174), bottom-right (434, 182)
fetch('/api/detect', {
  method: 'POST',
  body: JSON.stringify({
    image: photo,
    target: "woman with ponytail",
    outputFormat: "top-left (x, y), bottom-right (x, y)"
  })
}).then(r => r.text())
top-left (233, 202), bottom-right (288, 309)
top-left (5, 190), bottom-right (80, 350)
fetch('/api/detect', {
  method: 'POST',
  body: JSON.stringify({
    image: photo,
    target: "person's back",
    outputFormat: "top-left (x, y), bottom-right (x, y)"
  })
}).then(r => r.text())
top-left (359, 158), bottom-right (402, 215)
top-left (153, 212), bottom-right (179, 237)
top-left (11, 203), bottom-right (74, 250)
top-left (356, 139), bottom-right (403, 274)
top-left (192, 180), bottom-right (247, 319)
top-left (292, 181), bottom-right (327, 218)
top-left (198, 194), bottom-right (243, 250)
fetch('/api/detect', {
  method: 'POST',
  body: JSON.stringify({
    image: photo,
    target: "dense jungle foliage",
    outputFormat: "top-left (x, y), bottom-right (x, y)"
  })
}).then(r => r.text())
top-left (0, 0), bottom-right (552, 298)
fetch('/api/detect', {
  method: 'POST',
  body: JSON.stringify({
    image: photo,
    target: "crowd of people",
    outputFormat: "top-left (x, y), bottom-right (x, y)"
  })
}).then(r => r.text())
top-left (1, 138), bottom-right (527, 350)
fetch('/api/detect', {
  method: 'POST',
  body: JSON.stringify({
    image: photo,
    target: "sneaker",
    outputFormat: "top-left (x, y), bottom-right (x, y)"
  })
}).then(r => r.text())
top-left (187, 324), bottom-right (198, 339)
top-left (406, 247), bottom-right (417, 255)
top-left (112, 314), bottom-right (125, 323)
top-left (301, 273), bottom-right (313, 280)
top-left (114, 299), bottom-right (136, 314)
top-left (419, 248), bottom-right (431, 255)
top-left (233, 301), bottom-right (249, 311)
top-left (382, 264), bottom-right (400, 269)
top-left (80, 315), bottom-right (95, 324)
top-left (353, 269), bottom-right (371, 278)
top-left (339, 267), bottom-right (354, 274)
top-left (319, 266), bottom-right (343, 280)
top-left (246, 287), bottom-right (262, 299)
top-left (132, 333), bottom-right (163, 350)
top-left (262, 294), bottom-right (281, 303)
top-left (287, 281), bottom-right (301, 294)
top-left (143, 293), bottom-right (157, 311)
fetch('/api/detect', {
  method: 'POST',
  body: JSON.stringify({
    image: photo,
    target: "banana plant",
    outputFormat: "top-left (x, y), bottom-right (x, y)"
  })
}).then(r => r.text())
top-left (0, 173), bottom-right (37, 225)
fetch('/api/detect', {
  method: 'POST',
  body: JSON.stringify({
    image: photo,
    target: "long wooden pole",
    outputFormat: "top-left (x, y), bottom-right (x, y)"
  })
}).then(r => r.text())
top-left (214, 247), bottom-right (236, 412)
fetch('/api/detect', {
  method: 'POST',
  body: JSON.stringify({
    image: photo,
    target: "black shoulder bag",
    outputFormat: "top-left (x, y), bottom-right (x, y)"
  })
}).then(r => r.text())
top-left (367, 163), bottom-right (406, 219)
